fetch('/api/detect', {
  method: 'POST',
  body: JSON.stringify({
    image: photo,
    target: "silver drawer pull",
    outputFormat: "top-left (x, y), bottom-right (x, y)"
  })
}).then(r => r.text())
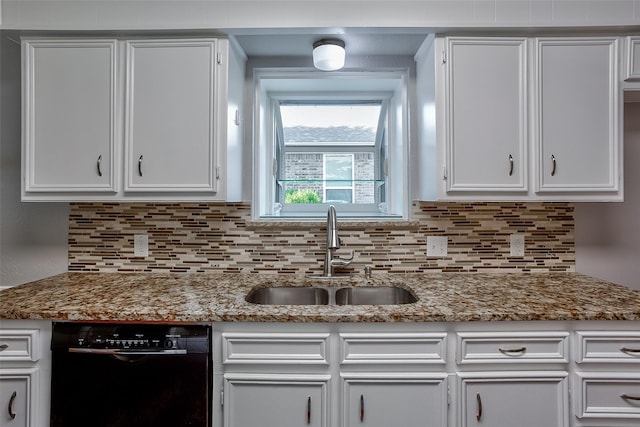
top-left (621, 393), bottom-right (640, 401)
top-left (8, 391), bottom-right (17, 420)
top-left (508, 154), bottom-right (514, 176)
top-left (97, 154), bottom-right (103, 177)
top-left (138, 155), bottom-right (144, 177)
top-left (0, 344), bottom-right (8, 351)
top-left (499, 346), bottom-right (527, 355)
top-left (476, 392), bottom-right (482, 421)
top-left (621, 347), bottom-right (640, 354)
top-left (551, 154), bottom-right (557, 176)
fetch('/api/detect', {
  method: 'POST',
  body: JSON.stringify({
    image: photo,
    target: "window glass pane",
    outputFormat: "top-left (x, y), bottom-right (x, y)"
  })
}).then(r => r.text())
top-left (325, 189), bottom-right (353, 203)
top-left (280, 104), bottom-right (380, 146)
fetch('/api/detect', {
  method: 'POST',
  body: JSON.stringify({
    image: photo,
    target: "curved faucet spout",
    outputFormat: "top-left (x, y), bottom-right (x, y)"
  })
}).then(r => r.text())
top-left (323, 205), bottom-right (354, 277)
top-left (326, 205), bottom-right (340, 249)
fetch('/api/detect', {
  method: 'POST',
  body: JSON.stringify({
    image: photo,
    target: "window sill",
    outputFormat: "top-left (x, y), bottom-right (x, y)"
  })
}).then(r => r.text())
top-left (246, 218), bottom-right (420, 231)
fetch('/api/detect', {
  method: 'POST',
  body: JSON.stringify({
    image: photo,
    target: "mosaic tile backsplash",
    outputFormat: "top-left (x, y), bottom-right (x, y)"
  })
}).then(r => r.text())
top-left (68, 202), bottom-right (574, 273)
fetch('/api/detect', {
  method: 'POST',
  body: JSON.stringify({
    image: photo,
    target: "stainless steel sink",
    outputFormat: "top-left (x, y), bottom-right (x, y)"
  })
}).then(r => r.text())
top-left (245, 286), bottom-right (329, 305)
top-left (334, 286), bottom-right (417, 305)
top-left (246, 285), bottom-right (416, 305)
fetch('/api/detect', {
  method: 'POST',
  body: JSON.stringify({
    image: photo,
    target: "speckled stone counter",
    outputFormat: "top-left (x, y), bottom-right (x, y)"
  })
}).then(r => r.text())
top-left (1, 272), bottom-right (639, 323)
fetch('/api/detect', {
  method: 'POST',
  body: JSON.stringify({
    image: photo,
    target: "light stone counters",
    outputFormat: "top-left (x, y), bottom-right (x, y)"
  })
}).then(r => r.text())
top-left (1, 272), bottom-right (640, 323)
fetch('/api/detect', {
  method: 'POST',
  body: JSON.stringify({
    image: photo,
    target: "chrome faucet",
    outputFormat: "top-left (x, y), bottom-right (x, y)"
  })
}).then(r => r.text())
top-left (323, 205), bottom-right (354, 277)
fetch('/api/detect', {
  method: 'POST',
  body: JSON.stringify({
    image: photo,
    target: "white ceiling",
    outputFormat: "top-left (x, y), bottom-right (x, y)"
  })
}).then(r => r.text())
top-left (231, 29), bottom-right (430, 57)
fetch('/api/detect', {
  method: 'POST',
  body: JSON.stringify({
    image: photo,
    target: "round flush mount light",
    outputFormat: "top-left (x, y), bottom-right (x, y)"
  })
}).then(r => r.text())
top-left (313, 39), bottom-right (346, 71)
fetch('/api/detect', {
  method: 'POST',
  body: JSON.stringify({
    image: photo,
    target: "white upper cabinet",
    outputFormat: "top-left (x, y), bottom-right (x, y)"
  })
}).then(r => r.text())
top-left (22, 39), bottom-right (118, 195)
top-left (22, 37), bottom-right (240, 202)
top-left (432, 35), bottom-right (623, 201)
top-left (444, 37), bottom-right (528, 193)
top-left (534, 37), bottom-right (620, 196)
top-left (124, 39), bottom-right (220, 193)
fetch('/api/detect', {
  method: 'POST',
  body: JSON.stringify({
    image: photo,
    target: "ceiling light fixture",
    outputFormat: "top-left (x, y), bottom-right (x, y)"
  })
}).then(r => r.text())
top-left (313, 39), bottom-right (346, 71)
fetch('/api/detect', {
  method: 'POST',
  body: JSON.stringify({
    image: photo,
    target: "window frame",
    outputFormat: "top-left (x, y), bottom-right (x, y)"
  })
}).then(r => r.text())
top-left (252, 69), bottom-right (410, 221)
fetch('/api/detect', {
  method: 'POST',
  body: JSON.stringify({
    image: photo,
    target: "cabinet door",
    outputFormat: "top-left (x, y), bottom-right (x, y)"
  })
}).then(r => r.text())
top-left (0, 368), bottom-right (38, 427)
top-left (125, 39), bottom-right (219, 192)
top-left (342, 374), bottom-right (448, 427)
top-left (22, 39), bottom-right (117, 193)
top-left (534, 38), bottom-right (620, 193)
top-left (444, 37), bottom-right (527, 192)
top-left (224, 374), bottom-right (329, 427)
top-left (459, 372), bottom-right (568, 427)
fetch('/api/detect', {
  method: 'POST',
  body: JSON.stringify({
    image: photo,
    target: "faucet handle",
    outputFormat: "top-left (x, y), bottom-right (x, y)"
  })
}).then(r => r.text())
top-left (332, 251), bottom-right (354, 267)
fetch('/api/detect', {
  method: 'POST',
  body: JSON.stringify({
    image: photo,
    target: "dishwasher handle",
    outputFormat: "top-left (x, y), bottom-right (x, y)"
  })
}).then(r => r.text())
top-left (68, 348), bottom-right (187, 355)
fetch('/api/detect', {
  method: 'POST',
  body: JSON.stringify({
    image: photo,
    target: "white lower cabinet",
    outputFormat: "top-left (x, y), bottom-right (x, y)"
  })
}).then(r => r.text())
top-left (189, 321), bottom-right (640, 427)
top-left (223, 374), bottom-right (330, 427)
top-left (574, 331), bottom-right (640, 426)
top-left (342, 373), bottom-right (448, 427)
top-left (0, 321), bottom-right (51, 427)
top-left (0, 368), bottom-right (38, 427)
top-left (458, 372), bottom-right (569, 427)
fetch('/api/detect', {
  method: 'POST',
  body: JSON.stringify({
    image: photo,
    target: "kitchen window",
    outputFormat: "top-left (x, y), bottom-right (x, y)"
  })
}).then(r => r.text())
top-left (253, 70), bottom-right (409, 220)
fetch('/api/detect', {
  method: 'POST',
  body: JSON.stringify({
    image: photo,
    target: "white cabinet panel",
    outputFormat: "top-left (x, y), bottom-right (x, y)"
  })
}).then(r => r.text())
top-left (223, 374), bottom-right (329, 427)
top-left (22, 39), bottom-right (117, 194)
top-left (456, 331), bottom-right (569, 364)
top-left (124, 39), bottom-right (219, 192)
top-left (458, 372), bottom-right (569, 427)
top-left (341, 373), bottom-right (448, 427)
top-left (625, 36), bottom-right (640, 80)
top-left (575, 373), bottom-right (640, 419)
top-left (0, 329), bottom-right (40, 362)
top-left (222, 332), bottom-right (330, 365)
top-left (444, 37), bottom-right (528, 192)
top-left (339, 332), bottom-right (446, 365)
top-left (576, 331), bottom-right (640, 363)
top-left (534, 37), bottom-right (620, 193)
top-left (0, 368), bottom-right (40, 427)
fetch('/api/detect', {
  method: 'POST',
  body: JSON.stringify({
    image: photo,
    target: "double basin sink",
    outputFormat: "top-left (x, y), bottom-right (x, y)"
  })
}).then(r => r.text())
top-left (246, 285), bottom-right (417, 306)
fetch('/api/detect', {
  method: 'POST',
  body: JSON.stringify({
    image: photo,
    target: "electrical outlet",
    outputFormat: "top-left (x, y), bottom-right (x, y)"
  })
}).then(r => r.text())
top-left (510, 234), bottom-right (525, 257)
top-left (427, 236), bottom-right (448, 257)
top-left (134, 234), bottom-right (149, 257)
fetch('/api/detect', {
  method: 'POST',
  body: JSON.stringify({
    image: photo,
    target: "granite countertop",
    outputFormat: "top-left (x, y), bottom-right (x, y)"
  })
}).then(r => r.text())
top-left (1, 272), bottom-right (640, 323)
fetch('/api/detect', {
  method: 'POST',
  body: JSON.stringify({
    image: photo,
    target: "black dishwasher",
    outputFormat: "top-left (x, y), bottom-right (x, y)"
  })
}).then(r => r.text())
top-left (50, 322), bottom-right (211, 427)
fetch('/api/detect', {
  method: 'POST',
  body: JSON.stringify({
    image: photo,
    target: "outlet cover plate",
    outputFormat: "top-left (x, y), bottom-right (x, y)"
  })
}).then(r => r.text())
top-left (134, 234), bottom-right (149, 257)
top-left (427, 236), bottom-right (448, 257)
top-left (510, 234), bottom-right (525, 257)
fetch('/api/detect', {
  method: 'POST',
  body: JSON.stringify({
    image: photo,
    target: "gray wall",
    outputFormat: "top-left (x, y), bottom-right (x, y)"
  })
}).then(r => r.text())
top-left (575, 101), bottom-right (640, 291)
top-left (0, 32), bottom-right (68, 288)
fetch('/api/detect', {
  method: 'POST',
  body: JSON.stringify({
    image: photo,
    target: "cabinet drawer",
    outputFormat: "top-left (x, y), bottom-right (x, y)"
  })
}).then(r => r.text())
top-left (222, 333), bottom-right (329, 364)
top-left (340, 333), bottom-right (446, 364)
top-left (0, 329), bottom-right (40, 362)
top-left (576, 332), bottom-right (640, 363)
top-left (575, 373), bottom-right (640, 419)
top-left (457, 332), bottom-right (569, 364)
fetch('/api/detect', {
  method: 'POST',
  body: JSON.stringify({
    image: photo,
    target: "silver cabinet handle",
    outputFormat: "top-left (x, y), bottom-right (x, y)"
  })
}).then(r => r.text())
top-left (508, 154), bottom-right (513, 176)
top-left (0, 344), bottom-right (8, 351)
top-left (360, 394), bottom-right (365, 422)
top-left (621, 393), bottom-right (640, 401)
top-left (307, 396), bottom-right (311, 425)
top-left (138, 155), bottom-right (144, 177)
top-left (97, 154), bottom-right (103, 177)
top-left (8, 391), bottom-right (17, 420)
top-left (621, 347), bottom-right (640, 354)
top-left (498, 346), bottom-right (527, 355)
top-left (476, 392), bottom-right (482, 422)
top-left (551, 154), bottom-right (557, 176)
